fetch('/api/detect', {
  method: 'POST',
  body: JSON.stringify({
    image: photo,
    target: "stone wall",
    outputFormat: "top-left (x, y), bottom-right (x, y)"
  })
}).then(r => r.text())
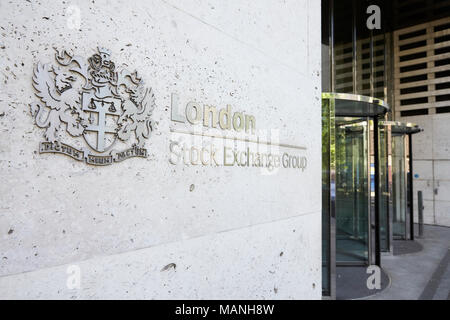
top-left (401, 114), bottom-right (450, 228)
top-left (0, 0), bottom-right (322, 299)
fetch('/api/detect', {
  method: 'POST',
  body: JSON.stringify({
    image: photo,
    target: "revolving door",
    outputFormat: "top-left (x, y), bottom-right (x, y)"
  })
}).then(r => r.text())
top-left (379, 122), bottom-right (421, 246)
top-left (322, 93), bottom-right (389, 298)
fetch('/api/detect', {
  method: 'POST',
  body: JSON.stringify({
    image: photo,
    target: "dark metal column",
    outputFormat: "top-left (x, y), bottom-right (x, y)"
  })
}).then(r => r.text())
top-left (329, 97), bottom-right (337, 300)
top-left (409, 133), bottom-right (415, 240)
top-left (330, 0), bottom-right (335, 93)
top-left (374, 118), bottom-right (381, 266)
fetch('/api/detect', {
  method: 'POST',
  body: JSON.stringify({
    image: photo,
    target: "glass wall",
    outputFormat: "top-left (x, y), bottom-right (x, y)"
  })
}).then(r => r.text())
top-left (323, 0), bottom-right (390, 103)
top-left (321, 0), bottom-right (427, 298)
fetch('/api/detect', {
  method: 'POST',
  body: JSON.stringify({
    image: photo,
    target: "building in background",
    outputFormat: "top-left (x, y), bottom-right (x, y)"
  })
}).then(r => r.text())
top-left (322, 0), bottom-right (450, 228)
top-left (322, 0), bottom-right (450, 299)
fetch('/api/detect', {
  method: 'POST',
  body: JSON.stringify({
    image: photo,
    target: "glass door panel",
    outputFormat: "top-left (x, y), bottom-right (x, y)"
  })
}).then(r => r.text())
top-left (392, 134), bottom-right (407, 239)
top-left (378, 126), bottom-right (390, 252)
top-left (335, 117), bottom-right (369, 264)
top-left (322, 98), bottom-right (331, 295)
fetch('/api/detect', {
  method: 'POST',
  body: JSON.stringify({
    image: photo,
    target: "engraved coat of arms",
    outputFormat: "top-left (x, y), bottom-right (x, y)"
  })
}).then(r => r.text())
top-left (30, 47), bottom-right (156, 165)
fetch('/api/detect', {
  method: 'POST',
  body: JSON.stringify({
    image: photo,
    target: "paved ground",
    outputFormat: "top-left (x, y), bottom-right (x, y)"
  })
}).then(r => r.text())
top-left (336, 266), bottom-right (389, 300)
top-left (368, 224), bottom-right (450, 300)
top-left (393, 240), bottom-right (423, 256)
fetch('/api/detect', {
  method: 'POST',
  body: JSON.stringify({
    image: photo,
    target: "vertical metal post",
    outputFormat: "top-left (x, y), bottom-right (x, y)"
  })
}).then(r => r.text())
top-left (418, 191), bottom-right (424, 237)
top-left (330, 0), bottom-right (335, 93)
top-left (352, 0), bottom-right (357, 94)
top-left (374, 118), bottom-right (381, 267)
top-left (329, 96), bottom-right (336, 300)
top-left (387, 124), bottom-right (394, 254)
top-left (370, 27), bottom-right (374, 97)
top-left (409, 133), bottom-right (415, 240)
top-left (328, 0), bottom-right (336, 300)
top-left (403, 135), bottom-right (410, 240)
top-left (368, 119), bottom-right (374, 265)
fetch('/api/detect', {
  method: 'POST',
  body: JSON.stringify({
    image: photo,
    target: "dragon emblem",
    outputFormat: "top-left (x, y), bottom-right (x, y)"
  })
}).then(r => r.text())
top-left (118, 86), bottom-right (155, 148)
top-left (31, 64), bottom-right (84, 142)
top-left (29, 47), bottom-right (156, 166)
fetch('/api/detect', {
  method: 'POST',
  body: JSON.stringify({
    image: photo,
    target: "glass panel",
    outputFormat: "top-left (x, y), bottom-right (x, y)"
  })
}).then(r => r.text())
top-left (406, 134), bottom-right (412, 239)
top-left (335, 117), bottom-right (369, 263)
top-left (333, 0), bottom-right (354, 93)
top-left (392, 134), bottom-right (407, 239)
top-left (326, 0), bottom-right (389, 99)
top-left (335, 98), bottom-right (388, 117)
top-left (378, 125), bottom-right (389, 251)
top-left (321, 0), bottom-right (331, 92)
top-left (355, 0), bottom-right (371, 97)
top-left (355, 0), bottom-right (388, 100)
top-left (322, 98), bottom-right (331, 295)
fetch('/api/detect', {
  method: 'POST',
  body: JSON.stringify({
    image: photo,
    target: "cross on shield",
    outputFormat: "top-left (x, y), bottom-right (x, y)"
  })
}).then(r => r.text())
top-left (81, 92), bottom-right (122, 152)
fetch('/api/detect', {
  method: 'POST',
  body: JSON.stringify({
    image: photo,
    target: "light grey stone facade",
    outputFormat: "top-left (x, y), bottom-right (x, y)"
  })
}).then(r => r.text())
top-left (0, 0), bottom-right (322, 299)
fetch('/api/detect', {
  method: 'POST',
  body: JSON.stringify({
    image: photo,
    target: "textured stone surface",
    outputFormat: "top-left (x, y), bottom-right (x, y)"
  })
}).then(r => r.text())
top-left (0, 0), bottom-right (322, 299)
top-left (402, 114), bottom-right (450, 227)
top-left (0, 214), bottom-right (321, 299)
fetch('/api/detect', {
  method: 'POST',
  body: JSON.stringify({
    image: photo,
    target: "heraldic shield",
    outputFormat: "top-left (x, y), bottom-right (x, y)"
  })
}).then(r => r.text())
top-left (29, 47), bottom-right (156, 166)
top-left (81, 91), bottom-right (122, 153)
